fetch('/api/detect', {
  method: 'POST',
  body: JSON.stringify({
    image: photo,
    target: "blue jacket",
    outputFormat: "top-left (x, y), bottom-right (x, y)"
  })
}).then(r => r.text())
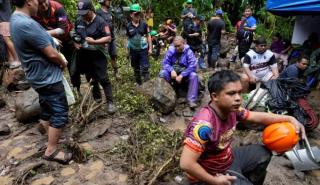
top-left (162, 44), bottom-right (197, 77)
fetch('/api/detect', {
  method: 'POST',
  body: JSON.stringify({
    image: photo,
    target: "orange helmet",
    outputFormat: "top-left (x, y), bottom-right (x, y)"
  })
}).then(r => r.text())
top-left (262, 122), bottom-right (299, 154)
top-left (166, 19), bottom-right (172, 25)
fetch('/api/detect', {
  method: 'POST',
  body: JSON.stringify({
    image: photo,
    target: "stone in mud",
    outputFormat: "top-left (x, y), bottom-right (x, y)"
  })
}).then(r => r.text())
top-left (0, 97), bottom-right (6, 108)
top-left (135, 78), bottom-right (177, 114)
top-left (2, 66), bottom-right (30, 91)
top-left (219, 39), bottom-right (231, 56)
top-left (216, 58), bottom-right (230, 69)
top-left (15, 88), bottom-right (40, 122)
top-left (0, 123), bottom-right (10, 136)
top-left (37, 122), bottom-right (46, 135)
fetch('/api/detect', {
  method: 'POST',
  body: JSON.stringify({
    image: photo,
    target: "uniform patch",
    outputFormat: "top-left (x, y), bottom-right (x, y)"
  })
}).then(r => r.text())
top-left (253, 56), bottom-right (256, 59)
top-left (193, 124), bottom-right (211, 144)
top-left (105, 26), bottom-right (110, 34)
top-left (59, 16), bottom-right (67, 21)
top-left (78, 2), bottom-right (84, 9)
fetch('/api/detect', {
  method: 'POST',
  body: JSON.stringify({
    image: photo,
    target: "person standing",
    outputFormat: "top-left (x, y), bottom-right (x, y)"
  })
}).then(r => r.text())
top-left (270, 33), bottom-right (292, 69)
top-left (185, 14), bottom-right (207, 69)
top-left (11, 0), bottom-right (72, 163)
top-left (207, 10), bottom-right (226, 69)
top-left (237, 6), bottom-right (257, 61)
top-left (146, 7), bottom-right (154, 30)
top-left (230, 13), bottom-right (246, 62)
top-left (32, 0), bottom-right (82, 95)
top-left (0, 0), bottom-right (21, 68)
top-left (125, 4), bottom-right (152, 86)
top-left (75, 0), bottom-right (117, 114)
top-left (96, 0), bottom-right (120, 78)
top-left (114, 2), bottom-right (122, 29)
top-left (181, 0), bottom-right (196, 32)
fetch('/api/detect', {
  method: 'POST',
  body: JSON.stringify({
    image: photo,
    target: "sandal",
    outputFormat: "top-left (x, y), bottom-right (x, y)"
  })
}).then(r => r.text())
top-left (57, 137), bottom-right (73, 144)
top-left (9, 61), bottom-right (21, 69)
top-left (43, 149), bottom-right (72, 164)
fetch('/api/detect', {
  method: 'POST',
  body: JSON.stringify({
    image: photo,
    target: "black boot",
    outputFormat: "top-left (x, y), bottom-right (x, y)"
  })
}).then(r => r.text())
top-left (134, 70), bottom-right (142, 86)
top-left (103, 84), bottom-right (117, 114)
top-left (142, 70), bottom-right (150, 82)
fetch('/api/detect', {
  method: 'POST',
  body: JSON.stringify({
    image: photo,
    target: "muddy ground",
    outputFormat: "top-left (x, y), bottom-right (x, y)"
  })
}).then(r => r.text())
top-left (1, 43), bottom-right (320, 185)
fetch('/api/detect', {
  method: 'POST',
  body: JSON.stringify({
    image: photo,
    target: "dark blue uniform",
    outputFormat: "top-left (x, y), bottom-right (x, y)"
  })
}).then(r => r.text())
top-left (75, 15), bottom-right (114, 103)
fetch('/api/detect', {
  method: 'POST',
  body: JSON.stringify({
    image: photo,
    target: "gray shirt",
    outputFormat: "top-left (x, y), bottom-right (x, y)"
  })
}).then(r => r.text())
top-left (182, 8), bottom-right (196, 26)
top-left (0, 0), bottom-right (12, 22)
top-left (10, 14), bottom-right (62, 89)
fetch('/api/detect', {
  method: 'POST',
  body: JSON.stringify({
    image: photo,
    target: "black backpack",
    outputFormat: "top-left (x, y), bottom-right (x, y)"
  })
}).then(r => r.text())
top-left (236, 19), bottom-right (252, 41)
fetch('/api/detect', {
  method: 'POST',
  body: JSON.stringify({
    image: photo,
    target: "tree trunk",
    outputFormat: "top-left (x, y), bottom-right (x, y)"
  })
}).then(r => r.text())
top-left (262, 9), bottom-right (267, 37)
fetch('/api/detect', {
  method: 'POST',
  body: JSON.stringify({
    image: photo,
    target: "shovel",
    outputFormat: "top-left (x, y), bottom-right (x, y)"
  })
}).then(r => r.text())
top-left (285, 135), bottom-right (320, 171)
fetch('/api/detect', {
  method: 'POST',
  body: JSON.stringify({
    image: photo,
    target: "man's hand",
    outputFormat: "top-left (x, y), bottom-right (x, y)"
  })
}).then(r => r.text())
top-left (280, 50), bottom-right (286, 54)
top-left (53, 37), bottom-right (63, 48)
top-left (176, 75), bottom-right (183, 83)
top-left (85, 37), bottom-right (96, 45)
top-left (73, 42), bottom-right (81, 50)
top-left (171, 71), bottom-right (177, 79)
top-left (249, 76), bottom-right (256, 84)
top-left (215, 173), bottom-right (237, 185)
top-left (148, 49), bottom-right (152, 56)
top-left (289, 117), bottom-right (306, 140)
top-left (61, 62), bottom-right (67, 71)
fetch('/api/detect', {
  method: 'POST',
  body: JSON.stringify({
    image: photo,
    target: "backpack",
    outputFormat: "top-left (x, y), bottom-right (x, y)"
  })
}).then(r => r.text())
top-left (236, 19), bottom-right (252, 41)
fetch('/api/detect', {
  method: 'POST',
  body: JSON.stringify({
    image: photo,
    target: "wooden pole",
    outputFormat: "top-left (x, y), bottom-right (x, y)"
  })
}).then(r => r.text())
top-left (262, 8), bottom-right (267, 38)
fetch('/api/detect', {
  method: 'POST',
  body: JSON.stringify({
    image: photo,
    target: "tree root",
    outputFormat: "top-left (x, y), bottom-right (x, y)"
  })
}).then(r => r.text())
top-left (12, 162), bottom-right (44, 185)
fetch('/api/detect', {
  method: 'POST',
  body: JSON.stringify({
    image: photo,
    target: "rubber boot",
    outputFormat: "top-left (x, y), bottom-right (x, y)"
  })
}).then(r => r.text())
top-left (230, 55), bottom-right (237, 62)
top-left (134, 71), bottom-right (142, 86)
top-left (198, 58), bottom-right (207, 69)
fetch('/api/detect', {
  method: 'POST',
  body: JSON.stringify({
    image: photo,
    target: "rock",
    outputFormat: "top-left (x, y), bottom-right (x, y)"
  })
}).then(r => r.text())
top-left (149, 113), bottom-right (158, 124)
top-left (2, 66), bottom-right (30, 91)
top-left (175, 109), bottom-right (182, 116)
top-left (160, 117), bottom-right (166, 123)
top-left (0, 98), bottom-right (6, 108)
top-left (216, 58), bottom-right (230, 69)
top-left (0, 123), bottom-right (10, 136)
top-left (15, 88), bottom-right (40, 122)
top-left (78, 119), bottom-right (112, 142)
top-left (135, 78), bottom-right (177, 114)
top-left (293, 170), bottom-right (305, 180)
top-left (183, 109), bottom-right (195, 117)
top-left (241, 130), bottom-right (257, 146)
top-left (177, 97), bottom-right (187, 104)
top-left (219, 39), bottom-right (231, 55)
top-left (37, 122), bottom-right (46, 135)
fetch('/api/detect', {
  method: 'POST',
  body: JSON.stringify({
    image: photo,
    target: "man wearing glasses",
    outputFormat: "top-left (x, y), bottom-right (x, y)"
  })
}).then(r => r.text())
top-left (125, 4), bottom-right (152, 86)
top-left (181, 0), bottom-right (196, 32)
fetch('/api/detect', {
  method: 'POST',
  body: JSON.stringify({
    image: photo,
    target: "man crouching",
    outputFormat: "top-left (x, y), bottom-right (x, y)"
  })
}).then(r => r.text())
top-left (180, 70), bottom-right (305, 185)
top-left (159, 36), bottom-right (198, 108)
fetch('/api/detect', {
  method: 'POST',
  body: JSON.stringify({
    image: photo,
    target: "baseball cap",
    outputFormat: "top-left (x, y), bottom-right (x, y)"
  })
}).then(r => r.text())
top-left (77, 0), bottom-right (93, 15)
top-left (256, 37), bottom-right (267, 45)
top-left (195, 14), bottom-right (204, 21)
top-left (216, 9), bottom-right (223, 15)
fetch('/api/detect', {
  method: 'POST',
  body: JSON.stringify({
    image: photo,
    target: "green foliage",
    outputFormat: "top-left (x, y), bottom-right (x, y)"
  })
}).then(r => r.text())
top-left (56, 0), bottom-right (78, 23)
top-left (223, 12), bottom-right (235, 33)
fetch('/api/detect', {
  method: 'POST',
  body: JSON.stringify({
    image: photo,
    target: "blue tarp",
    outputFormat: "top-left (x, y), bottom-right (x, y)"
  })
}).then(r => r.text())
top-left (267, 0), bottom-right (320, 16)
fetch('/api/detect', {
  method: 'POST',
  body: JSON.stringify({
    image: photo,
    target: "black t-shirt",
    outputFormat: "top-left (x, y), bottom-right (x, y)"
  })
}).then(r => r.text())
top-left (96, 9), bottom-right (115, 41)
top-left (75, 15), bottom-right (111, 41)
top-left (207, 19), bottom-right (225, 46)
top-left (0, 0), bottom-right (11, 22)
top-left (186, 24), bottom-right (202, 47)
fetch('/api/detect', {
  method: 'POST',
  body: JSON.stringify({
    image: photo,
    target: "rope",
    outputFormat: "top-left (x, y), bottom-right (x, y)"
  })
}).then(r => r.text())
top-left (298, 97), bottom-right (319, 130)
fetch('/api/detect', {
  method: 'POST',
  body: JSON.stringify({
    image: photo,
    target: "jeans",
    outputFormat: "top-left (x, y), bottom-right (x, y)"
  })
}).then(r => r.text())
top-left (208, 44), bottom-right (220, 68)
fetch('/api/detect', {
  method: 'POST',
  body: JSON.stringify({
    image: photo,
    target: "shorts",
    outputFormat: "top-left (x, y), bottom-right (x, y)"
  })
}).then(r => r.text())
top-left (0, 22), bottom-right (10, 37)
top-left (243, 70), bottom-right (274, 83)
top-left (274, 53), bottom-right (289, 66)
top-left (108, 39), bottom-right (118, 59)
top-left (39, 91), bottom-right (69, 128)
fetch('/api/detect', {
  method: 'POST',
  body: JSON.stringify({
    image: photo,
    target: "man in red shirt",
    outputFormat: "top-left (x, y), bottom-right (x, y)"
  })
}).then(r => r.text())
top-left (230, 13), bottom-right (245, 62)
top-left (32, 0), bottom-right (81, 95)
top-left (180, 70), bottom-right (305, 185)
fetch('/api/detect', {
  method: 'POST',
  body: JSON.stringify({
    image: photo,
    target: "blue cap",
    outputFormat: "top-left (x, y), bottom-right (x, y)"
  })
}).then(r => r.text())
top-left (216, 9), bottom-right (223, 15)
